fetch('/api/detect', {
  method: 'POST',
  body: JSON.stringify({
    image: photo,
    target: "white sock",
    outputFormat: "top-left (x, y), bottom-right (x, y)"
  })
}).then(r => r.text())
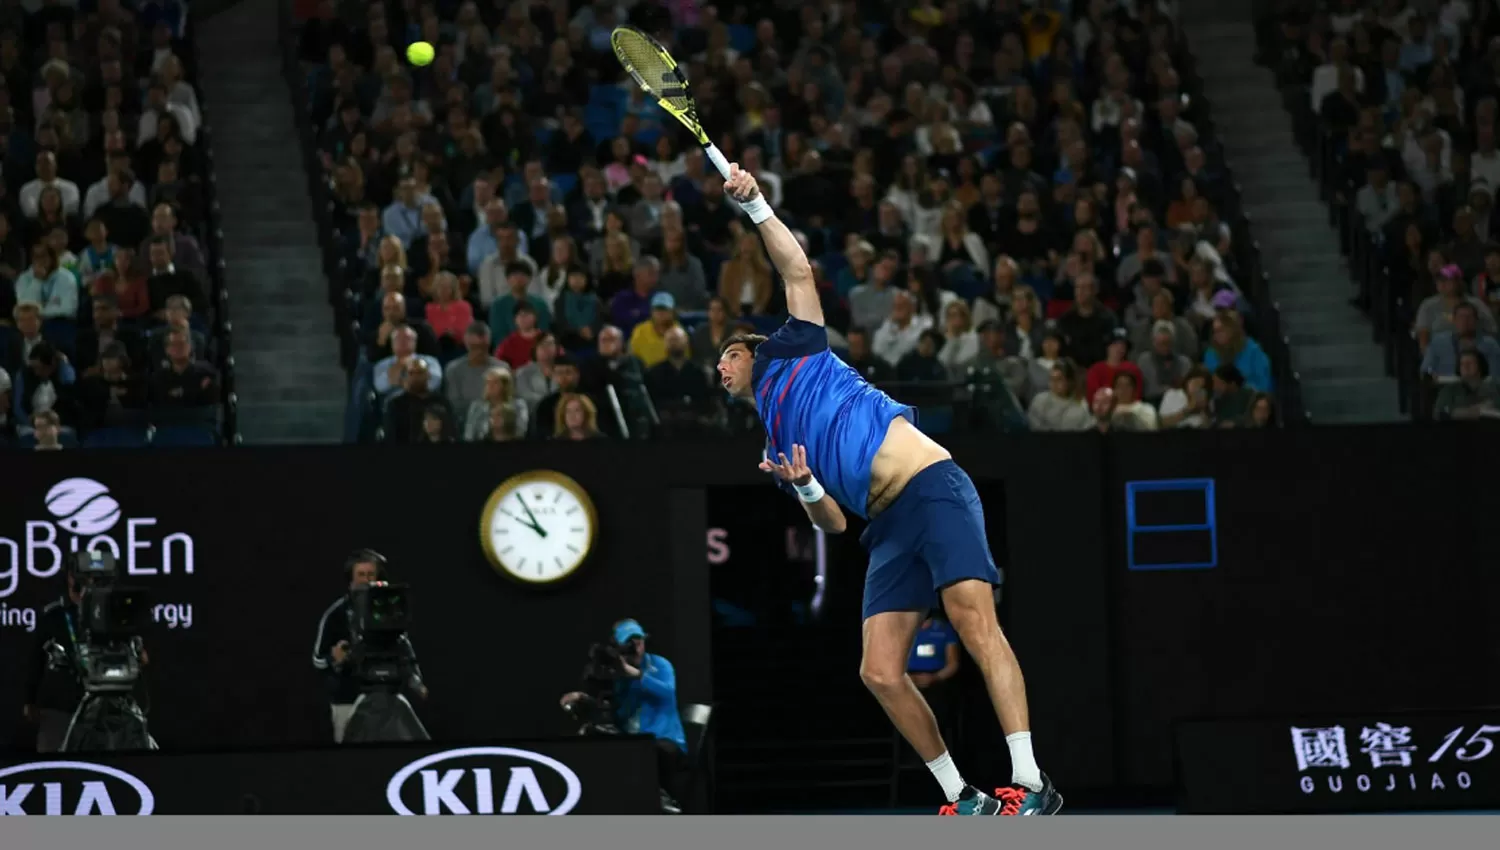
top-left (925, 751), bottom-right (966, 802)
top-left (1006, 731), bottom-right (1043, 792)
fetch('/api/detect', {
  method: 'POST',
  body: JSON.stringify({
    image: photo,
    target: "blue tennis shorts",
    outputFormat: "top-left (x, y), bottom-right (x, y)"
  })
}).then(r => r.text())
top-left (859, 460), bottom-right (1000, 620)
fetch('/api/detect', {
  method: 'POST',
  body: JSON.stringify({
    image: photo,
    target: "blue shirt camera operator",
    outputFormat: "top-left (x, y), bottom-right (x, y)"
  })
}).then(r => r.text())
top-left (560, 619), bottom-right (688, 811)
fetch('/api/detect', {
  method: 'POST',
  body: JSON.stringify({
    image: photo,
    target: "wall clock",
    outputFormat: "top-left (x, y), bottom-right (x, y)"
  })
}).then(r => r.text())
top-left (479, 470), bottom-right (598, 584)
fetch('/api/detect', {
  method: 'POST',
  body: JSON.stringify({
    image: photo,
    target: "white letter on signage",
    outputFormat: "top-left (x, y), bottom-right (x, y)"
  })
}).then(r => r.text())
top-left (25, 523), bottom-right (61, 579)
top-left (0, 783), bottom-right (32, 815)
top-left (472, 768), bottom-right (494, 815)
top-left (75, 782), bottom-right (116, 816)
top-left (500, 767), bottom-right (549, 814)
top-left (127, 520), bottom-right (156, 575)
top-left (162, 533), bottom-right (194, 575)
top-left (0, 539), bottom-right (19, 598)
top-left (420, 769), bottom-right (468, 815)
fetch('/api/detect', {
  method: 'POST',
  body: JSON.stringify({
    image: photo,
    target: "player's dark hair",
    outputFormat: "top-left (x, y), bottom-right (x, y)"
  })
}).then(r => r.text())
top-left (719, 332), bottom-right (768, 358)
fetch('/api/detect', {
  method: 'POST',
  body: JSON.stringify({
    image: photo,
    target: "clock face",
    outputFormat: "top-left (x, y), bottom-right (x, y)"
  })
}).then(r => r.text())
top-left (480, 472), bottom-right (597, 584)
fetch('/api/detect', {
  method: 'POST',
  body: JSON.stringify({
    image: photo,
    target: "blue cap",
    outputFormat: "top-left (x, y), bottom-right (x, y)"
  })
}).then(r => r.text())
top-left (613, 619), bottom-right (647, 645)
top-left (650, 292), bottom-right (676, 311)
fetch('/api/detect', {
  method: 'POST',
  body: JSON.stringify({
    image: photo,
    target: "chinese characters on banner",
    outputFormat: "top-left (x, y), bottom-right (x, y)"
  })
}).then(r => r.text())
top-left (1290, 723), bottom-right (1500, 796)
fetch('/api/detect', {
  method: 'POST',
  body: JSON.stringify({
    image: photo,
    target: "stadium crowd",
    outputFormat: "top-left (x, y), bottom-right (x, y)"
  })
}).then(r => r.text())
top-left (299, 0), bottom-right (1284, 445)
top-left (0, 0), bottom-right (225, 451)
top-left (1266, 0), bottom-right (1500, 421)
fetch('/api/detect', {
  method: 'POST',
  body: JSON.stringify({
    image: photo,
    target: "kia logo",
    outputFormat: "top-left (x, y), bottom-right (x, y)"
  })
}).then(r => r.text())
top-left (386, 747), bottom-right (582, 815)
top-left (0, 760), bottom-right (155, 816)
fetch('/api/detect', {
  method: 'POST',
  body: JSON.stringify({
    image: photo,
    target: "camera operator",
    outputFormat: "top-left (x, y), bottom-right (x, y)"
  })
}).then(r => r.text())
top-left (21, 559), bottom-right (149, 751)
top-left (560, 619), bottom-right (688, 811)
top-left (311, 550), bottom-right (428, 742)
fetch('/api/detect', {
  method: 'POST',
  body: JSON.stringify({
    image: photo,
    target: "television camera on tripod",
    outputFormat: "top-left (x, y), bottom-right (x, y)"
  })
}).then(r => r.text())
top-left (57, 549), bottom-right (157, 752)
top-left (340, 581), bottom-right (431, 744)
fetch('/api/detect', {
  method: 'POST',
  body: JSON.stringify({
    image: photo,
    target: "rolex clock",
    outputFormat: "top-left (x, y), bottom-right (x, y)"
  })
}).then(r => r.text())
top-left (480, 470), bottom-right (599, 584)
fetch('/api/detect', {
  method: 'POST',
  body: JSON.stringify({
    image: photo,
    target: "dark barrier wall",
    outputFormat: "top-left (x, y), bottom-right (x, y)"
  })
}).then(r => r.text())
top-left (0, 444), bottom-right (713, 750)
top-left (2, 427), bottom-right (1495, 799)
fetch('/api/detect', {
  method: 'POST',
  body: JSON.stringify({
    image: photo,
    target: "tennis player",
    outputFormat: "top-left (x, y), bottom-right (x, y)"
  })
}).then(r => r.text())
top-left (715, 164), bottom-right (1062, 816)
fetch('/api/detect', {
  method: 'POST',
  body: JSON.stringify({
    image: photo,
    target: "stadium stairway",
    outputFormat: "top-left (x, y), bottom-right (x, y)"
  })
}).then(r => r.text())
top-left (197, 0), bottom-right (345, 444)
top-left (1179, 0), bottom-right (1401, 424)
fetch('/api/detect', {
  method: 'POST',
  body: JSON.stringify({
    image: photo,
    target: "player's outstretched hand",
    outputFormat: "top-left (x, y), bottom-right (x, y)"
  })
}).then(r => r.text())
top-left (760, 444), bottom-right (813, 486)
top-left (725, 163), bottom-right (761, 204)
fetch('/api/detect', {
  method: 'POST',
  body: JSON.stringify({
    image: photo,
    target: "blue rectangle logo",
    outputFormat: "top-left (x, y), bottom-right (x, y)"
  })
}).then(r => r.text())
top-left (1125, 478), bottom-right (1217, 571)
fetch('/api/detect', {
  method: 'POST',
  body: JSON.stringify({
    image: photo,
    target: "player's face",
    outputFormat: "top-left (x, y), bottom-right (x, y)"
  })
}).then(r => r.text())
top-left (716, 344), bottom-right (754, 398)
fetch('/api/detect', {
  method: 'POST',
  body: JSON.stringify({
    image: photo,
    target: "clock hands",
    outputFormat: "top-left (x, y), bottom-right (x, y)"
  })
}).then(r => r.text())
top-left (514, 493), bottom-right (549, 538)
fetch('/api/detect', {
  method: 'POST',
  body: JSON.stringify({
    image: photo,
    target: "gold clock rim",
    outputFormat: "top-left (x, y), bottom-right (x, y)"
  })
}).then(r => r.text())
top-left (479, 470), bottom-right (599, 584)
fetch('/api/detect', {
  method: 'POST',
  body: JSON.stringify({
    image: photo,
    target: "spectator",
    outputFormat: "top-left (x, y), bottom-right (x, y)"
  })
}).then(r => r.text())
top-left (594, 227), bottom-right (638, 301)
top-left (382, 178), bottom-right (428, 248)
top-left (147, 329), bottom-right (220, 412)
top-left (76, 295), bottom-right (144, 375)
top-left (1416, 264), bottom-right (1498, 351)
top-left (1024, 327), bottom-right (1066, 400)
top-left (1159, 366), bottom-right (1214, 430)
top-left (1027, 359), bottom-right (1093, 432)
top-left (464, 366), bottom-right (529, 442)
top-left (717, 230), bottom-right (774, 317)
top-left (580, 325), bottom-right (647, 397)
top-left (1004, 287), bottom-right (1047, 362)
top-left (552, 392), bottom-right (604, 440)
top-left (658, 227), bottom-right (710, 311)
top-left (554, 266), bottom-right (603, 352)
top-left (367, 291), bottom-right (439, 362)
top-left (873, 290), bottom-right (933, 365)
top-left (5, 303), bottom-right (48, 374)
top-left (532, 237), bottom-right (578, 307)
top-left (425, 271), bottom-right (474, 355)
top-left (628, 173), bottom-right (668, 245)
top-left (1202, 311), bottom-right (1274, 393)
top-left (848, 250), bottom-right (901, 332)
top-left (417, 404), bottom-right (457, 444)
top-left (76, 219), bottom-right (116, 290)
top-left (383, 359), bottom-right (453, 444)
top-left (937, 300), bottom-right (980, 379)
top-left (1243, 393), bottom-right (1277, 429)
top-left (1356, 162), bottom-right (1399, 234)
top-left (31, 409), bottom-right (64, 451)
top-left (79, 344), bottom-right (146, 430)
top-left (444, 322), bottom-right (503, 412)
top-left (611, 256), bottom-right (664, 332)
top-left (646, 328), bottom-right (714, 433)
top-left (479, 403), bottom-right (522, 442)
top-left (629, 292), bottom-right (683, 369)
top-left (1057, 273), bottom-right (1118, 367)
top-left (1110, 371), bottom-right (1159, 431)
top-left (971, 256), bottom-right (1021, 329)
top-left (1422, 302), bottom-right (1500, 378)
top-left (494, 302), bottom-right (545, 370)
top-left (13, 342), bottom-right (78, 427)
top-left (897, 330), bottom-right (950, 384)
top-left (144, 236), bottom-right (203, 320)
top-left (15, 244), bottom-right (78, 322)
top-left (1134, 321), bottom-right (1195, 405)
top-left (1435, 350), bottom-right (1500, 419)
top-left (1134, 288), bottom-right (1200, 360)
top-left (841, 325), bottom-right (895, 384)
top-left (1090, 387), bottom-right (1119, 433)
top-left (1211, 363), bottom-right (1255, 423)
top-left (1086, 328), bottom-right (1147, 402)
top-left (374, 326), bottom-right (444, 398)
top-left (515, 332), bottom-right (561, 411)
top-left (689, 297), bottom-right (732, 372)
top-left (20, 151), bottom-right (81, 219)
top-left (146, 296), bottom-right (208, 371)
top-left (532, 356), bottom-right (585, 439)
top-left (488, 261), bottom-right (553, 342)
top-left (143, 204), bottom-right (209, 292)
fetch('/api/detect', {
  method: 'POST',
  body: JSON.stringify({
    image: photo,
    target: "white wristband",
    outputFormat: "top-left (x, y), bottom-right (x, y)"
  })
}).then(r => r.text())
top-left (794, 477), bottom-right (825, 503)
top-left (739, 195), bottom-right (773, 225)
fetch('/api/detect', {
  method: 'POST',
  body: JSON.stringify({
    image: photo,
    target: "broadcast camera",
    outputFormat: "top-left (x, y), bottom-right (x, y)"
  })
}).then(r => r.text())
top-left (564, 641), bottom-right (630, 735)
top-left (72, 550), bottom-right (149, 694)
top-left (347, 581), bottom-right (413, 689)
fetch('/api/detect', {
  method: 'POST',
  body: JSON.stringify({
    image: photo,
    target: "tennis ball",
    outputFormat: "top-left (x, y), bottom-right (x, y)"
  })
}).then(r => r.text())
top-left (406, 41), bottom-right (434, 67)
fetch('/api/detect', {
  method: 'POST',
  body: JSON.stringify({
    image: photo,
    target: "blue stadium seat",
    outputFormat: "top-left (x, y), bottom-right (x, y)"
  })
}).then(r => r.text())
top-left (150, 425), bottom-right (220, 447)
top-left (550, 173), bottom-right (578, 197)
top-left (533, 125), bottom-right (554, 147)
top-left (83, 426), bottom-right (150, 448)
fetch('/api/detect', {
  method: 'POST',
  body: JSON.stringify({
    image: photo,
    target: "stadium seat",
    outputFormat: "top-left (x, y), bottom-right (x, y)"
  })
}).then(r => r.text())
top-left (150, 425), bottom-right (221, 447)
top-left (82, 426), bottom-right (151, 449)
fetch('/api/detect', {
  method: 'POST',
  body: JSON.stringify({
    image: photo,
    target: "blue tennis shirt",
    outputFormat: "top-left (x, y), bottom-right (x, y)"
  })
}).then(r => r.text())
top-left (752, 318), bottom-right (914, 519)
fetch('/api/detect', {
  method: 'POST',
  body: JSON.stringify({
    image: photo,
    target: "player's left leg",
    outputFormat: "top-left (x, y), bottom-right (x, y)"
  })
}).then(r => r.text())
top-left (918, 461), bottom-right (1063, 816)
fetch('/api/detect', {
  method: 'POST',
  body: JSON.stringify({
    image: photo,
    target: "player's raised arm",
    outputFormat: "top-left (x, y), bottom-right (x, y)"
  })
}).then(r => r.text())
top-left (724, 163), bottom-right (824, 327)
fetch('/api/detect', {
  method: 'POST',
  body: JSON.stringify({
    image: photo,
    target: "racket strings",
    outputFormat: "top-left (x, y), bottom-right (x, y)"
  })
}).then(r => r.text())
top-left (613, 33), bottom-right (694, 116)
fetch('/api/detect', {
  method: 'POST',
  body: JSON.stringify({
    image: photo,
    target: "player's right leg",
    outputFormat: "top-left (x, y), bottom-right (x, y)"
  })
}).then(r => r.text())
top-left (861, 512), bottom-right (1006, 814)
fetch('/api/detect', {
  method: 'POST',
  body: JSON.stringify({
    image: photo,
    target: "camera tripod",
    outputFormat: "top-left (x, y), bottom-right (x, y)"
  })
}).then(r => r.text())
top-left (342, 687), bottom-right (430, 744)
top-left (59, 691), bottom-right (157, 752)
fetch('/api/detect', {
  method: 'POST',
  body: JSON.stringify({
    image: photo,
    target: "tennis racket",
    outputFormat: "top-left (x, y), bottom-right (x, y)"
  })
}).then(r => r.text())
top-left (611, 26), bottom-right (735, 181)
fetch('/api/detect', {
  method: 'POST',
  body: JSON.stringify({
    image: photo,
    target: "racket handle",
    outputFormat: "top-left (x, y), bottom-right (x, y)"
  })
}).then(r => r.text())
top-left (703, 143), bottom-right (733, 180)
